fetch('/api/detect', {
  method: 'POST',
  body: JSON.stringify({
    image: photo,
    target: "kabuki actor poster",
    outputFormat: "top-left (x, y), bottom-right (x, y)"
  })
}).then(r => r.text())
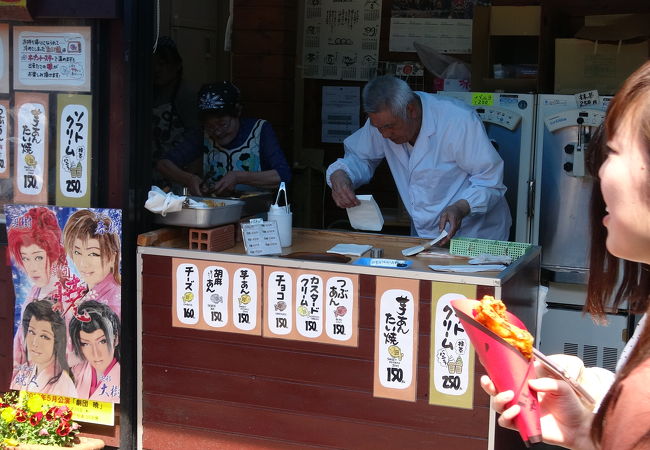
top-left (13, 26), bottom-right (91, 92)
top-left (5, 204), bottom-right (122, 404)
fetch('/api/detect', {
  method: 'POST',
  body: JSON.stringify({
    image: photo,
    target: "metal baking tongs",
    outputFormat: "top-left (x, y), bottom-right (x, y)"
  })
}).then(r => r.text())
top-left (271, 181), bottom-right (290, 213)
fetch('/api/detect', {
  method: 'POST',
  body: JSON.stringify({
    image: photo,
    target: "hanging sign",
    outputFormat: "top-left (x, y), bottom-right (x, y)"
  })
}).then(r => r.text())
top-left (428, 282), bottom-right (476, 409)
top-left (373, 276), bottom-right (419, 402)
top-left (171, 258), bottom-right (262, 336)
top-left (13, 92), bottom-right (48, 204)
top-left (263, 267), bottom-right (359, 347)
top-left (56, 94), bottom-right (92, 206)
top-left (13, 26), bottom-right (91, 92)
top-left (0, 24), bottom-right (8, 93)
top-left (0, 100), bottom-right (9, 179)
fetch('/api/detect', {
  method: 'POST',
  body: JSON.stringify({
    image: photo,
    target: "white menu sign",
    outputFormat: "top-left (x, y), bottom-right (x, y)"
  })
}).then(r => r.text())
top-left (59, 102), bottom-right (89, 198)
top-left (202, 265), bottom-right (230, 328)
top-left (267, 270), bottom-right (293, 335)
top-left (433, 293), bottom-right (470, 396)
top-left (325, 276), bottom-right (354, 341)
top-left (232, 267), bottom-right (258, 331)
top-left (175, 262), bottom-right (200, 325)
top-left (296, 273), bottom-right (324, 338)
top-left (377, 289), bottom-right (416, 391)
top-left (16, 102), bottom-right (46, 197)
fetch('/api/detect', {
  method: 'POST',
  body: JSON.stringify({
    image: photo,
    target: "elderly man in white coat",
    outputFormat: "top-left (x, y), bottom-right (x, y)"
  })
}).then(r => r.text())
top-left (327, 75), bottom-right (511, 245)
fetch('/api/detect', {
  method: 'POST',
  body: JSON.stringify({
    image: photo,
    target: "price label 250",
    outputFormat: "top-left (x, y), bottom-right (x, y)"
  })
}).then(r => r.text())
top-left (471, 92), bottom-right (493, 106)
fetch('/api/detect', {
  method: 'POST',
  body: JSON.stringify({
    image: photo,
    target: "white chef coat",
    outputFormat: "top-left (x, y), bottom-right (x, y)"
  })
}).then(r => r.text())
top-left (326, 92), bottom-right (512, 239)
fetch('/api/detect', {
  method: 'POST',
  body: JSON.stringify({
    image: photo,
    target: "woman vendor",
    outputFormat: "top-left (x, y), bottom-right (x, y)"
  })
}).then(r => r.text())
top-left (156, 81), bottom-right (292, 196)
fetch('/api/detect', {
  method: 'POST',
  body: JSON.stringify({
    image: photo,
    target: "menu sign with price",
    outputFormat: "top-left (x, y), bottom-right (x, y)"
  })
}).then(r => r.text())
top-left (429, 282), bottom-right (476, 409)
top-left (171, 258), bottom-right (263, 336)
top-left (13, 92), bottom-right (48, 204)
top-left (471, 92), bottom-right (494, 107)
top-left (373, 276), bottom-right (419, 402)
top-left (56, 94), bottom-right (91, 206)
top-left (241, 219), bottom-right (282, 256)
top-left (264, 267), bottom-right (359, 347)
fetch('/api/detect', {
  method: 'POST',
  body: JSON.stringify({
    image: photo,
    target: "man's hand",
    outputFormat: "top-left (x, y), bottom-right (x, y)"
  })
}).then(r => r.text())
top-left (438, 199), bottom-right (470, 245)
top-left (330, 170), bottom-right (360, 208)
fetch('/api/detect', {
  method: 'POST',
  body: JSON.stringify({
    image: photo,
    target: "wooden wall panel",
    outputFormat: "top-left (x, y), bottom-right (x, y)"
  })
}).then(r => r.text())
top-left (141, 254), bottom-right (492, 448)
top-left (231, 0), bottom-right (297, 167)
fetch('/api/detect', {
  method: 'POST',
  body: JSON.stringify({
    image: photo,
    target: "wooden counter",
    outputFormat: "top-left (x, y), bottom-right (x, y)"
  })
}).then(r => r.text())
top-left (137, 228), bottom-right (540, 450)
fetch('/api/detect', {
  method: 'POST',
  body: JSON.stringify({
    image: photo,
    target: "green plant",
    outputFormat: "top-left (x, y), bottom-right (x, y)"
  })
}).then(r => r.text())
top-left (0, 391), bottom-right (80, 448)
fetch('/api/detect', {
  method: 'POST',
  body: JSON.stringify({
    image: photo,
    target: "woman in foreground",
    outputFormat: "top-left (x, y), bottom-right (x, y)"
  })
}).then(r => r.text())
top-left (481, 60), bottom-right (650, 449)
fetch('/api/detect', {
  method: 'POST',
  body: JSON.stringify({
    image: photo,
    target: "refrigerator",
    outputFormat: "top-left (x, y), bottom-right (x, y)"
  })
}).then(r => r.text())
top-left (437, 91), bottom-right (537, 243)
top-left (534, 94), bottom-right (628, 369)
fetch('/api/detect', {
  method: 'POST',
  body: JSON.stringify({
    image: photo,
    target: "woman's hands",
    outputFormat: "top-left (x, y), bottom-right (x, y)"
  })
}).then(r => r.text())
top-left (480, 370), bottom-right (597, 450)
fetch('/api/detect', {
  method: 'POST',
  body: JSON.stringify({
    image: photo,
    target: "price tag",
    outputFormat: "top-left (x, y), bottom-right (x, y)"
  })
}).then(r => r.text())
top-left (241, 221), bottom-right (282, 256)
top-left (574, 89), bottom-right (600, 108)
top-left (471, 92), bottom-right (493, 106)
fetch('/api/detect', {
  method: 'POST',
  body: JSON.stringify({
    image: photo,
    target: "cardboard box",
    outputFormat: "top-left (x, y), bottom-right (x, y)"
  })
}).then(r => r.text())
top-left (489, 6), bottom-right (541, 36)
top-left (554, 39), bottom-right (648, 95)
top-left (555, 13), bottom-right (650, 95)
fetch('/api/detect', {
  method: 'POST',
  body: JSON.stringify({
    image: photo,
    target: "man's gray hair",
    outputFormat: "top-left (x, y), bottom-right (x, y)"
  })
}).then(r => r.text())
top-left (362, 75), bottom-right (417, 121)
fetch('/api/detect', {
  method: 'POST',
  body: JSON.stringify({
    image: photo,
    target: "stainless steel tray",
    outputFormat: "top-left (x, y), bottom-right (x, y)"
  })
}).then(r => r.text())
top-left (153, 197), bottom-right (244, 228)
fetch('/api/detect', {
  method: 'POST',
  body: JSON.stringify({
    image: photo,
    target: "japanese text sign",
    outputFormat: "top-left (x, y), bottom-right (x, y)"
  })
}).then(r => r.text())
top-left (263, 267), bottom-right (359, 346)
top-left (13, 92), bottom-right (48, 204)
top-left (0, 100), bottom-right (9, 179)
top-left (13, 26), bottom-right (91, 92)
top-left (373, 276), bottom-right (419, 402)
top-left (428, 282), bottom-right (476, 409)
top-left (171, 258), bottom-right (262, 336)
top-left (56, 94), bottom-right (92, 206)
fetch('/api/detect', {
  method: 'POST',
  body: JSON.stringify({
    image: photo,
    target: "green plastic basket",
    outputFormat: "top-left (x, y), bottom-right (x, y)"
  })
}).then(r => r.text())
top-left (450, 237), bottom-right (532, 260)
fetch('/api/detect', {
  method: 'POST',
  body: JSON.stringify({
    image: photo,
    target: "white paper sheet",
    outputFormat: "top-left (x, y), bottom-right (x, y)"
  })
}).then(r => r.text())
top-left (327, 243), bottom-right (373, 256)
top-left (346, 194), bottom-right (384, 231)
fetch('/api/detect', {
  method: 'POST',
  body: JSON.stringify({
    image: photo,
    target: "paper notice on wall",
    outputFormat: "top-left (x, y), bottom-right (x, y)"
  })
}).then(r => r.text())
top-left (56, 94), bottom-right (92, 207)
top-left (373, 277), bottom-right (419, 402)
top-left (0, 24), bottom-right (8, 93)
top-left (389, 1), bottom-right (475, 54)
top-left (14, 92), bottom-right (49, 204)
top-left (389, 18), bottom-right (472, 54)
top-left (13, 26), bottom-right (91, 91)
top-left (321, 86), bottom-right (360, 143)
top-left (302, 0), bottom-right (382, 81)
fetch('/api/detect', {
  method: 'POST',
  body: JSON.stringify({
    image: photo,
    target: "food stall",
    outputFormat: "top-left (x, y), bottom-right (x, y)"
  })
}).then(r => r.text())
top-left (137, 225), bottom-right (540, 449)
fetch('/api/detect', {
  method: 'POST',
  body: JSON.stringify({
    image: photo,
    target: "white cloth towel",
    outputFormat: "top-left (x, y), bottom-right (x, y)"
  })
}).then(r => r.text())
top-left (144, 186), bottom-right (208, 216)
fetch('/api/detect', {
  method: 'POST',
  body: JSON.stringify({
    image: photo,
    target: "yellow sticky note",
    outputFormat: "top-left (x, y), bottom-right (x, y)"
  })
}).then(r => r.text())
top-left (471, 92), bottom-right (494, 106)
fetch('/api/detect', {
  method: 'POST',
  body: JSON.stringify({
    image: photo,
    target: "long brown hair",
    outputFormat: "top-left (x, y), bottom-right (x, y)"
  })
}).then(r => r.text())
top-left (586, 60), bottom-right (650, 444)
